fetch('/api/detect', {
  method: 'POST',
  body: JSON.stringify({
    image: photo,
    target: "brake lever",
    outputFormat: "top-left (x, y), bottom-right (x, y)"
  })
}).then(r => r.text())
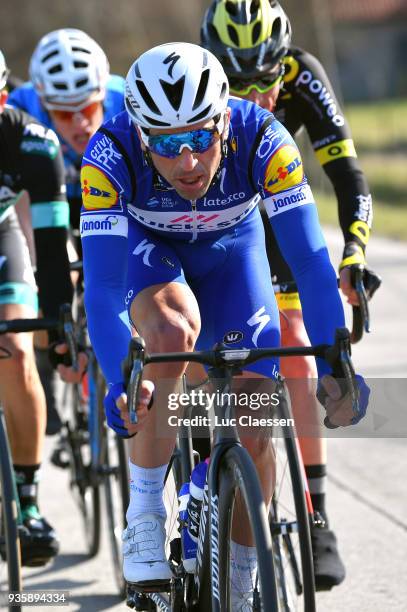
top-left (59, 303), bottom-right (78, 371)
top-left (122, 337), bottom-right (146, 425)
top-left (318, 328), bottom-right (360, 428)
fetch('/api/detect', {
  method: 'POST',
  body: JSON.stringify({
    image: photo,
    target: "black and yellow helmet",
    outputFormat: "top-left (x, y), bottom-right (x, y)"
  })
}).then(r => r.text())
top-left (201, 0), bottom-right (292, 79)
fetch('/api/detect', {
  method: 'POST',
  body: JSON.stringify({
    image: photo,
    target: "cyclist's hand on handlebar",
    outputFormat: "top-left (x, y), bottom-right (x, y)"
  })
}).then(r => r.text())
top-left (339, 242), bottom-right (366, 305)
top-left (104, 380), bottom-right (154, 438)
top-left (339, 267), bottom-right (360, 306)
top-left (49, 342), bottom-right (88, 383)
top-left (319, 374), bottom-right (370, 427)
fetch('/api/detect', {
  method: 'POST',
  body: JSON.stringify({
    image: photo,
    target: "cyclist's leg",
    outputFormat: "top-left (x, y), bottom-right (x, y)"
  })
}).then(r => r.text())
top-left (123, 223), bottom-right (201, 586)
top-left (0, 211), bottom-right (59, 565)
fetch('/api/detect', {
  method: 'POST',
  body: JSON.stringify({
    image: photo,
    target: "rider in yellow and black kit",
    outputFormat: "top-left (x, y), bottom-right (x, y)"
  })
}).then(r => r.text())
top-left (201, 0), bottom-right (379, 591)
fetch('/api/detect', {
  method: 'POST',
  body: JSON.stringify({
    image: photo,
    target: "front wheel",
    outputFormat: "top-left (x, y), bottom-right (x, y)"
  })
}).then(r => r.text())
top-left (216, 445), bottom-right (279, 611)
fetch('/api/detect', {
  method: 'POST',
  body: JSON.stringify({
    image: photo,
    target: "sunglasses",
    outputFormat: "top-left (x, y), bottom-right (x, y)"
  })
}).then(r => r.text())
top-left (50, 101), bottom-right (101, 122)
top-left (229, 63), bottom-right (284, 96)
top-left (141, 125), bottom-right (221, 159)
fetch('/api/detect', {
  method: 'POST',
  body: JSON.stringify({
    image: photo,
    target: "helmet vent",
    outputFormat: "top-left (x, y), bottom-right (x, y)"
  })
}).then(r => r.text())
top-left (252, 21), bottom-right (261, 45)
top-left (187, 104), bottom-right (212, 124)
top-left (142, 115), bottom-right (171, 127)
top-left (53, 82), bottom-right (68, 90)
top-left (250, 0), bottom-right (260, 13)
top-left (74, 60), bottom-right (88, 68)
top-left (192, 69), bottom-right (209, 111)
top-left (159, 76), bottom-right (185, 111)
top-left (49, 64), bottom-right (63, 74)
top-left (273, 17), bottom-right (282, 39)
top-left (136, 79), bottom-right (161, 115)
top-left (225, 1), bottom-right (237, 16)
top-left (72, 46), bottom-right (91, 55)
top-left (76, 78), bottom-right (88, 87)
top-left (227, 25), bottom-right (239, 47)
top-left (220, 82), bottom-right (228, 100)
top-left (43, 50), bottom-right (59, 63)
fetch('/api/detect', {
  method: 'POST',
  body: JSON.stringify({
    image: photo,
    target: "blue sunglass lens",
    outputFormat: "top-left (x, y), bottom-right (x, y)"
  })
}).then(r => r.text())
top-left (148, 129), bottom-right (218, 158)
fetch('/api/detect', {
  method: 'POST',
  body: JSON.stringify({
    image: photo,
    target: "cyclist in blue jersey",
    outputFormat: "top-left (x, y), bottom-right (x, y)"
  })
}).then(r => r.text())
top-left (8, 29), bottom-right (125, 432)
top-left (80, 43), bottom-right (369, 603)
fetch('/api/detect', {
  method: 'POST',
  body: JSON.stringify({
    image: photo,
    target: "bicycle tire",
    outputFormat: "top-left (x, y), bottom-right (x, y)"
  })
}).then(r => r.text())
top-left (208, 444), bottom-right (279, 611)
top-left (271, 392), bottom-right (316, 612)
top-left (65, 383), bottom-right (101, 558)
top-left (104, 429), bottom-right (129, 597)
top-left (0, 409), bottom-right (22, 611)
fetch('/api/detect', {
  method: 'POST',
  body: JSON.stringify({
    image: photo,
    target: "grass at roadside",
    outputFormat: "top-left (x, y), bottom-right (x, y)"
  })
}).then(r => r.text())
top-left (315, 190), bottom-right (407, 241)
top-left (306, 98), bottom-right (407, 241)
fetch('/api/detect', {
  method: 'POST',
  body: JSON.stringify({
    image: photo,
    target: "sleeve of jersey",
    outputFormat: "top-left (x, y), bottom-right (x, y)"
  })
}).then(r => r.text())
top-left (80, 131), bottom-right (131, 385)
top-left (296, 53), bottom-right (372, 249)
top-left (252, 122), bottom-right (345, 377)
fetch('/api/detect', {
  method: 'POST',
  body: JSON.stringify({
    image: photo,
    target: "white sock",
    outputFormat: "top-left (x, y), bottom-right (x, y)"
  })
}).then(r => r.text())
top-left (230, 541), bottom-right (258, 595)
top-left (126, 461), bottom-right (167, 523)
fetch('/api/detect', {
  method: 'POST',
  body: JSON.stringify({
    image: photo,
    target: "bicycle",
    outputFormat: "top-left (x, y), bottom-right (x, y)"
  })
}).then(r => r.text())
top-left (0, 305), bottom-right (74, 612)
top-left (124, 327), bottom-right (361, 611)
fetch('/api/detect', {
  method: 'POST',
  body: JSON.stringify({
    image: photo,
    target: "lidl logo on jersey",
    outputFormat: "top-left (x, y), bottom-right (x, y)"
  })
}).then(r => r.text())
top-left (264, 145), bottom-right (303, 194)
top-left (81, 165), bottom-right (118, 210)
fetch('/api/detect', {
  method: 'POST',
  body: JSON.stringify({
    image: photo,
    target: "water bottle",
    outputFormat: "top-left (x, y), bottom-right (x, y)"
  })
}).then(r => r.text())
top-left (187, 460), bottom-right (208, 544)
top-left (178, 482), bottom-right (197, 573)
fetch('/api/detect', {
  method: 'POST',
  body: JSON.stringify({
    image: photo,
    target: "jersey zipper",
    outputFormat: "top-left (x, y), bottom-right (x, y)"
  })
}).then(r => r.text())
top-left (189, 200), bottom-right (198, 243)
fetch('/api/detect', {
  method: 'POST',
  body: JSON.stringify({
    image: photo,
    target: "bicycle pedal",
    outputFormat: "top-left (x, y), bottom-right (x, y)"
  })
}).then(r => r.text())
top-left (312, 510), bottom-right (326, 529)
top-left (126, 585), bottom-right (158, 610)
top-left (50, 445), bottom-right (70, 469)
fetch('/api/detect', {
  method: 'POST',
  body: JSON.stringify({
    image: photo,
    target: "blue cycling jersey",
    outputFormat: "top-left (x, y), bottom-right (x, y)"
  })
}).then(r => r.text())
top-left (80, 97), bottom-right (344, 384)
top-left (8, 75), bottom-right (125, 201)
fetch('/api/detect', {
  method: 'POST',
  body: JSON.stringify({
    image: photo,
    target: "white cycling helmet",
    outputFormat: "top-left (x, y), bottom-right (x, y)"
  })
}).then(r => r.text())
top-left (29, 28), bottom-right (109, 111)
top-left (125, 42), bottom-right (229, 129)
top-left (0, 50), bottom-right (10, 90)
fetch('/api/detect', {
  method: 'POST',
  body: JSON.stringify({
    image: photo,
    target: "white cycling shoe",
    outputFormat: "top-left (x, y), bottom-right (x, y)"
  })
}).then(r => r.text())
top-left (122, 513), bottom-right (172, 587)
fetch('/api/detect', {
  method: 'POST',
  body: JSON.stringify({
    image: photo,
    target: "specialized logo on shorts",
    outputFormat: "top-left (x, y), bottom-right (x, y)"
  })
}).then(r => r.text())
top-left (223, 331), bottom-right (244, 344)
top-left (264, 183), bottom-right (314, 217)
top-left (264, 145), bottom-right (303, 194)
top-left (81, 165), bottom-right (118, 210)
top-left (80, 214), bottom-right (127, 237)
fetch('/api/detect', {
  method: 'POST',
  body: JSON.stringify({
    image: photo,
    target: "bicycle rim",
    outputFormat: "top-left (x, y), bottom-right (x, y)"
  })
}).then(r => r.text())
top-left (104, 429), bottom-right (129, 597)
top-left (271, 400), bottom-right (316, 612)
top-left (66, 384), bottom-right (101, 557)
top-left (0, 411), bottom-right (22, 610)
top-left (216, 445), bottom-right (278, 612)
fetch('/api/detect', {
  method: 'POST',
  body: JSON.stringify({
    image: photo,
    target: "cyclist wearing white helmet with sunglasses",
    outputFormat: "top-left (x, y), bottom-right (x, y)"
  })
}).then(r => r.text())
top-left (80, 42), bottom-right (369, 602)
top-left (9, 29), bottom-right (125, 432)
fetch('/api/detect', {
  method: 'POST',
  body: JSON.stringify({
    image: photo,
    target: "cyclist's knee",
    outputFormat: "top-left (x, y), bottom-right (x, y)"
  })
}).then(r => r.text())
top-left (144, 316), bottom-right (199, 354)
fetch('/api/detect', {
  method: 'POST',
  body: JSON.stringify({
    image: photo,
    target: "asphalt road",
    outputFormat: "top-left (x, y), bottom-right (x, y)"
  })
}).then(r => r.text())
top-left (7, 227), bottom-right (407, 611)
